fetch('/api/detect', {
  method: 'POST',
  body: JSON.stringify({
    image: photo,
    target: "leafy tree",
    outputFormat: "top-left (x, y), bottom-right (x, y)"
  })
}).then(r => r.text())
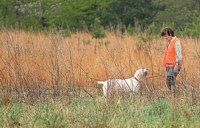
top-left (0, 0), bottom-right (18, 28)
top-left (107, 0), bottom-right (165, 29)
top-left (43, 0), bottom-right (107, 30)
top-left (0, 0), bottom-right (46, 31)
top-left (186, 16), bottom-right (200, 38)
top-left (91, 18), bottom-right (106, 54)
top-left (153, 0), bottom-right (200, 31)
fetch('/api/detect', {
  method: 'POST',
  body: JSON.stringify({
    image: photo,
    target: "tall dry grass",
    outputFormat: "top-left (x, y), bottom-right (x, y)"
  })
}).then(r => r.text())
top-left (0, 30), bottom-right (200, 104)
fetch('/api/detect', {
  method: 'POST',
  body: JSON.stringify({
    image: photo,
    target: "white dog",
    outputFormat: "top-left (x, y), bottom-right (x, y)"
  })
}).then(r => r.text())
top-left (97, 68), bottom-right (148, 97)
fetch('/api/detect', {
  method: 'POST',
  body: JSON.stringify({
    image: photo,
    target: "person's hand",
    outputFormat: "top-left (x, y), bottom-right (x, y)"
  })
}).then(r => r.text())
top-left (174, 64), bottom-right (178, 73)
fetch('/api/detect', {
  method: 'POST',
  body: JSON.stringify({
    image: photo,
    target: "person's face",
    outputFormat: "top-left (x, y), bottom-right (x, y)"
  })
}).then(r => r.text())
top-left (163, 34), bottom-right (173, 42)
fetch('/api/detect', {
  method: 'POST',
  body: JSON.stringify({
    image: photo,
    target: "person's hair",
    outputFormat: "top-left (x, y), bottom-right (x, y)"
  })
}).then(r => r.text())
top-left (161, 27), bottom-right (174, 37)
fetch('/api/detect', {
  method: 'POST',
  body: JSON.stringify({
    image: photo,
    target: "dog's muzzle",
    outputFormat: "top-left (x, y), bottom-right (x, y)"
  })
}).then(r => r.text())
top-left (143, 71), bottom-right (148, 76)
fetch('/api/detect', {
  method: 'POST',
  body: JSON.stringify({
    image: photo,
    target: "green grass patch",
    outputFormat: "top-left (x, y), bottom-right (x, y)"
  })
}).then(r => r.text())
top-left (1, 94), bottom-right (200, 128)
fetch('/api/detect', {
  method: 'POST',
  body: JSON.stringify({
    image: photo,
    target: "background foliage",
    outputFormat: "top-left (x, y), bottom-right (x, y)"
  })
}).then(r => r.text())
top-left (0, 0), bottom-right (200, 36)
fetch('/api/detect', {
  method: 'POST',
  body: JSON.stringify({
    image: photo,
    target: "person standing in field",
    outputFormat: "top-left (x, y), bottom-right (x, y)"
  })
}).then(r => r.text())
top-left (161, 27), bottom-right (183, 93)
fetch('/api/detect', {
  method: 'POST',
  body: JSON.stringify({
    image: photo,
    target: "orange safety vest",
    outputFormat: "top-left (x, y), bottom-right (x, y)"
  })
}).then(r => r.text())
top-left (163, 37), bottom-right (183, 67)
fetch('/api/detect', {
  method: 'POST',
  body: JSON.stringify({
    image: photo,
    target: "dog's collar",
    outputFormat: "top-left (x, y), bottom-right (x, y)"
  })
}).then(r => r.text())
top-left (133, 76), bottom-right (139, 82)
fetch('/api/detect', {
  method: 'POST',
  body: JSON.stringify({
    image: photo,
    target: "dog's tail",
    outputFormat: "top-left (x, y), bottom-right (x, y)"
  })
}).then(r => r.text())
top-left (98, 81), bottom-right (107, 97)
top-left (97, 81), bottom-right (106, 85)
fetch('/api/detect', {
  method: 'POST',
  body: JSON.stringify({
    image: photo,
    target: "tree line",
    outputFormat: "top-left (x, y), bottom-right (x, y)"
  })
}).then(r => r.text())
top-left (0, 0), bottom-right (200, 36)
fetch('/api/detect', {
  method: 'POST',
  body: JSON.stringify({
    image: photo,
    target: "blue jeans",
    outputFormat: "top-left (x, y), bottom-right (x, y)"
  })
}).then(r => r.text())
top-left (166, 67), bottom-right (181, 92)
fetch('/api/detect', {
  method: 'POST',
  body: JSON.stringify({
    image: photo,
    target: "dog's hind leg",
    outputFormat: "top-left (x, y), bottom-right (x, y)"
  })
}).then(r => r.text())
top-left (102, 84), bottom-right (107, 97)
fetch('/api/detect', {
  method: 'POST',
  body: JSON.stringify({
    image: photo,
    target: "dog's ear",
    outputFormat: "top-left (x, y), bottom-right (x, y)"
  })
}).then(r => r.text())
top-left (144, 71), bottom-right (148, 76)
top-left (143, 68), bottom-right (147, 70)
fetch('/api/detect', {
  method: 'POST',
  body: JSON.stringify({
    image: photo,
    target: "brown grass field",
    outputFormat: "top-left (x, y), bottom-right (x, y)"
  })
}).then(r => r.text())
top-left (0, 30), bottom-right (200, 103)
